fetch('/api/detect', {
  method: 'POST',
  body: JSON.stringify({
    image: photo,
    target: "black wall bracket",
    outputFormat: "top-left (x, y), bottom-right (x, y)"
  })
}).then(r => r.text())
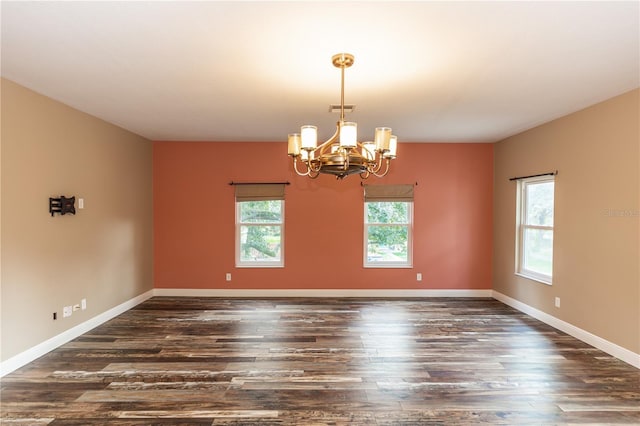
top-left (49, 196), bottom-right (76, 217)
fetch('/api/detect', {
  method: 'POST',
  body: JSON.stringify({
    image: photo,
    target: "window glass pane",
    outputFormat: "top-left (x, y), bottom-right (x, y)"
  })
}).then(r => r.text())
top-left (523, 228), bottom-right (553, 276)
top-left (366, 202), bottom-right (409, 224)
top-left (239, 225), bottom-right (281, 262)
top-left (366, 225), bottom-right (408, 263)
top-left (525, 182), bottom-right (554, 226)
top-left (239, 200), bottom-right (282, 223)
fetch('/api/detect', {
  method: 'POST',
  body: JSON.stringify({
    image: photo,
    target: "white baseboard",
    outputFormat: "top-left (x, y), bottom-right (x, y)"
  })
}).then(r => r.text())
top-left (153, 288), bottom-right (493, 298)
top-left (492, 290), bottom-right (640, 369)
top-left (0, 289), bottom-right (154, 377)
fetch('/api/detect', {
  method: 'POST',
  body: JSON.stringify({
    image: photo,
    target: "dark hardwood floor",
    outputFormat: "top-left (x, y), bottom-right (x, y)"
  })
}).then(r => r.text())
top-left (1, 297), bottom-right (639, 425)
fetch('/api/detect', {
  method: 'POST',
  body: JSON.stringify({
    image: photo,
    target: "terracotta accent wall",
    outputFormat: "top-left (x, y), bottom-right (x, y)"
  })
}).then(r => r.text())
top-left (493, 89), bottom-right (639, 354)
top-left (1, 78), bottom-right (153, 361)
top-left (154, 142), bottom-right (493, 290)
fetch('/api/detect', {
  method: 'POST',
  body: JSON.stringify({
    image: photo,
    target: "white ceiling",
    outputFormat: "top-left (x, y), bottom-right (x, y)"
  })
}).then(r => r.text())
top-left (1, 1), bottom-right (638, 143)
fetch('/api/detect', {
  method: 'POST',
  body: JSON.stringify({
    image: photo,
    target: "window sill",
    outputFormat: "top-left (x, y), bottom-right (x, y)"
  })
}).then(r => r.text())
top-left (364, 264), bottom-right (413, 269)
top-left (236, 264), bottom-right (284, 268)
top-left (515, 272), bottom-right (552, 286)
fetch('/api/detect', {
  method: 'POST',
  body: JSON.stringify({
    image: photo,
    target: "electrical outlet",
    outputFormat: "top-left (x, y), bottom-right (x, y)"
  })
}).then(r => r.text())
top-left (226, 273), bottom-right (231, 281)
top-left (416, 273), bottom-right (422, 282)
top-left (81, 298), bottom-right (87, 310)
top-left (555, 297), bottom-right (561, 308)
top-left (63, 306), bottom-right (72, 318)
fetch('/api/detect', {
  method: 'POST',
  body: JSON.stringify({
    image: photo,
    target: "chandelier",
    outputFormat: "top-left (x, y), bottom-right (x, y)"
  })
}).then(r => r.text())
top-left (287, 53), bottom-right (397, 179)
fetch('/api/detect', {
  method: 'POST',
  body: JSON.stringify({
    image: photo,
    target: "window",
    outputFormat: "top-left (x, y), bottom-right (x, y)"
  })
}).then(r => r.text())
top-left (363, 184), bottom-right (414, 268)
top-left (516, 176), bottom-right (555, 283)
top-left (235, 184), bottom-right (285, 268)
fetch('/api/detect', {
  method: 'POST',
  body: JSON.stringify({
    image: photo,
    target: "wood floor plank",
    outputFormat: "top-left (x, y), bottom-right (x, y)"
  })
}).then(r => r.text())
top-left (2, 297), bottom-right (639, 424)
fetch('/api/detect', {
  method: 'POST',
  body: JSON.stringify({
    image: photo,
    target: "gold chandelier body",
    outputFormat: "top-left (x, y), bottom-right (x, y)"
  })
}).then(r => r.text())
top-left (287, 53), bottom-right (397, 180)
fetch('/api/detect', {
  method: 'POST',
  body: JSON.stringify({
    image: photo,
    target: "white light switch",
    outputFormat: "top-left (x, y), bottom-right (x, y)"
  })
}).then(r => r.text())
top-left (78, 198), bottom-right (84, 209)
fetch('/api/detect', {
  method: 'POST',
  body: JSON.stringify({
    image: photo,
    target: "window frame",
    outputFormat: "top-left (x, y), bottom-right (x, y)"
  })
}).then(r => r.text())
top-left (363, 200), bottom-right (413, 268)
top-left (235, 199), bottom-right (284, 268)
top-left (516, 175), bottom-right (555, 284)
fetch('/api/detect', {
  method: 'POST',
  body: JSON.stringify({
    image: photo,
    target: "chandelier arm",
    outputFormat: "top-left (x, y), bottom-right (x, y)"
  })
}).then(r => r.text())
top-left (316, 122), bottom-right (341, 155)
top-left (371, 158), bottom-right (391, 178)
top-left (368, 153), bottom-right (386, 174)
top-left (308, 158), bottom-right (322, 173)
top-left (355, 141), bottom-right (374, 170)
top-left (292, 157), bottom-right (311, 176)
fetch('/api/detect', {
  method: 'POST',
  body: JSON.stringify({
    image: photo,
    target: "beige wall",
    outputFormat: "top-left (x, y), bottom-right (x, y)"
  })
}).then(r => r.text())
top-left (1, 78), bottom-right (153, 361)
top-left (494, 89), bottom-right (639, 354)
